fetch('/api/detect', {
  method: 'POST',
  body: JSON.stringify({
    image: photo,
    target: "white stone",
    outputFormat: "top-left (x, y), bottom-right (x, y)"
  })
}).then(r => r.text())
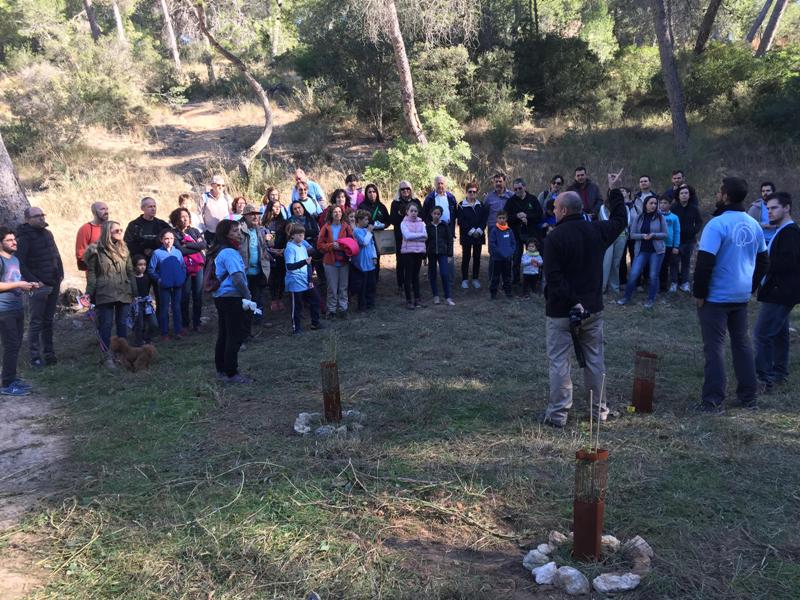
top-left (522, 549), bottom-right (550, 570)
top-left (537, 542), bottom-right (554, 555)
top-left (592, 573), bottom-right (641, 593)
top-left (532, 561), bottom-right (557, 585)
top-left (622, 535), bottom-right (654, 560)
top-left (549, 530), bottom-right (569, 547)
top-left (293, 412), bottom-right (315, 435)
top-left (314, 425), bottom-right (335, 437)
top-left (554, 566), bottom-right (590, 595)
top-left (601, 534), bottom-right (621, 553)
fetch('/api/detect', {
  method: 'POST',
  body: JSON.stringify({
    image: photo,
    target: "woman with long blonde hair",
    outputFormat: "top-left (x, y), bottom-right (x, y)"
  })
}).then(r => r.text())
top-left (83, 221), bottom-right (137, 366)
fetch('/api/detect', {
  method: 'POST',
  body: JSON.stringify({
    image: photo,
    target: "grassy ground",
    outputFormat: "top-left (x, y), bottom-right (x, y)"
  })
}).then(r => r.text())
top-left (7, 262), bottom-right (800, 599)
top-left (7, 100), bottom-right (800, 598)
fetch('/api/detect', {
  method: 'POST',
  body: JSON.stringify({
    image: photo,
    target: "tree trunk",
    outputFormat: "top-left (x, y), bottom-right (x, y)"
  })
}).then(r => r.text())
top-left (271, 1), bottom-right (281, 59)
top-left (82, 0), bottom-right (102, 42)
top-left (0, 133), bottom-right (30, 229)
top-left (385, 0), bottom-right (428, 145)
top-left (746, 0), bottom-right (773, 43)
top-left (532, 0), bottom-right (539, 36)
top-left (159, 0), bottom-right (182, 71)
top-left (755, 0), bottom-right (788, 57)
top-left (195, 3), bottom-right (274, 177)
top-left (694, 0), bottom-right (723, 54)
top-left (111, 0), bottom-right (127, 45)
top-left (652, 0), bottom-right (689, 155)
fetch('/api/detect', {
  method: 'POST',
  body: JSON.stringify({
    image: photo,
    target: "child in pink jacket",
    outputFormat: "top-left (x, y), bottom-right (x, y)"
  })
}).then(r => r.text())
top-left (400, 202), bottom-right (427, 309)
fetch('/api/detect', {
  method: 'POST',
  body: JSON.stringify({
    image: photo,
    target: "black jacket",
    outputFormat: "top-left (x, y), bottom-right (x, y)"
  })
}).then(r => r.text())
top-left (671, 201), bottom-right (704, 244)
top-left (566, 180), bottom-right (603, 219)
top-left (390, 198), bottom-right (417, 242)
top-left (124, 216), bottom-right (170, 257)
top-left (15, 223), bottom-right (64, 287)
top-left (505, 192), bottom-right (544, 242)
top-left (425, 221), bottom-right (453, 257)
top-left (757, 222), bottom-right (800, 307)
top-left (455, 200), bottom-right (487, 244)
top-left (543, 193), bottom-right (627, 317)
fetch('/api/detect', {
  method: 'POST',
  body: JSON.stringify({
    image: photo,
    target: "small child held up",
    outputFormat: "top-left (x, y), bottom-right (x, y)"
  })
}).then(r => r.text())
top-left (132, 255), bottom-right (159, 345)
top-left (284, 223), bottom-right (322, 333)
top-left (520, 239), bottom-right (544, 298)
top-left (426, 206), bottom-right (455, 306)
top-left (488, 209), bottom-right (515, 299)
top-left (352, 210), bottom-right (378, 311)
top-left (148, 229), bottom-right (187, 339)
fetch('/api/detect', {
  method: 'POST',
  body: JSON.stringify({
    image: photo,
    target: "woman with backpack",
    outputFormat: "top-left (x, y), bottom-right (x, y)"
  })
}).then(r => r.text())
top-left (205, 219), bottom-right (252, 384)
top-left (170, 207), bottom-right (207, 332)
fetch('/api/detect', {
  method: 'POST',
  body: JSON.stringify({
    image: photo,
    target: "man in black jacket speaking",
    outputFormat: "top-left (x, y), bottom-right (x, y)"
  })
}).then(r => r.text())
top-left (542, 173), bottom-right (627, 428)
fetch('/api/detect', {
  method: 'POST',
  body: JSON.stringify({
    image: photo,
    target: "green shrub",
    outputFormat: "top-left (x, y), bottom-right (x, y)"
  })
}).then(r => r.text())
top-left (412, 45), bottom-right (472, 122)
top-left (513, 34), bottom-right (604, 115)
top-left (364, 107), bottom-right (471, 193)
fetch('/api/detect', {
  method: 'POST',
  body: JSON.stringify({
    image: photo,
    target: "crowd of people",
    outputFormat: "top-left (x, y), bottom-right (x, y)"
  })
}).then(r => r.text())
top-left (0, 167), bottom-right (796, 417)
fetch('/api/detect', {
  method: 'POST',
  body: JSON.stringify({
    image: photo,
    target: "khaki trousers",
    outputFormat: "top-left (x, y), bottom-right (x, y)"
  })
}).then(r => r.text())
top-left (545, 313), bottom-right (608, 426)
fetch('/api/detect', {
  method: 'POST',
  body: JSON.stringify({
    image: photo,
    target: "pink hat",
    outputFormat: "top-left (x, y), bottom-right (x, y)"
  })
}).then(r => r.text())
top-left (338, 237), bottom-right (359, 257)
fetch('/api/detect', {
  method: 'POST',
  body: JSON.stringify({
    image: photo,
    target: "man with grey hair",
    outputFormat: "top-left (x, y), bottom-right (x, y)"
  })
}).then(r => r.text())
top-left (423, 175), bottom-right (458, 284)
top-left (124, 197), bottom-right (170, 258)
top-left (541, 172), bottom-right (626, 428)
top-left (202, 174), bottom-right (233, 245)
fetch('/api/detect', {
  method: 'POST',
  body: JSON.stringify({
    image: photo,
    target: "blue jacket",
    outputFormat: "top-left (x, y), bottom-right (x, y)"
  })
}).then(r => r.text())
top-left (284, 240), bottom-right (313, 292)
top-left (148, 246), bottom-right (186, 288)
top-left (489, 225), bottom-right (516, 259)
top-left (353, 227), bottom-right (377, 272)
top-left (662, 211), bottom-right (681, 248)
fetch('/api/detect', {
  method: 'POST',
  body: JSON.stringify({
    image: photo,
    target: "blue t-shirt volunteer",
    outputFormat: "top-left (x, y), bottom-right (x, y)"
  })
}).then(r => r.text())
top-left (0, 255), bottom-right (23, 312)
top-left (698, 210), bottom-right (766, 303)
top-left (213, 248), bottom-right (246, 297)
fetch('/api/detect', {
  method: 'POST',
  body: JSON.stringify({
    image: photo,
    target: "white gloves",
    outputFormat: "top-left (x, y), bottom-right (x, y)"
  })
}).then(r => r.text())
top-left (242, 299), bottom-right (263, 316)
top-left (373, 220), bottom-right (385, 229)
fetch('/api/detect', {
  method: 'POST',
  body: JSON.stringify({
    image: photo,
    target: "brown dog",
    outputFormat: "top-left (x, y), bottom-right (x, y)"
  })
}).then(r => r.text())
top-left (110, 337), bottom-right (156, 372)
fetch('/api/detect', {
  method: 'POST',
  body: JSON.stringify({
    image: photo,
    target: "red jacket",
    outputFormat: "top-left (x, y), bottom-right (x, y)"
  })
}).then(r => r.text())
top-left (75, 222), bottom-right (103, 270)
top-left (317, 222), bottom-right (354, 265)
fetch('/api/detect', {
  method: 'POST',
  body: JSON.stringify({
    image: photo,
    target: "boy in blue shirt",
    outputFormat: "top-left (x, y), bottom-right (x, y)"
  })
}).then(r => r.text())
top-left (693, 177), bottom-right (769, 412)
top-left (284, 224), bottom-right (322, 333)
top-left (352, 210), bottom-right (378, 311)
top-left (488, 210), bottom-right (515, 299)
top-left (658, 196), bottom-right (681, 293)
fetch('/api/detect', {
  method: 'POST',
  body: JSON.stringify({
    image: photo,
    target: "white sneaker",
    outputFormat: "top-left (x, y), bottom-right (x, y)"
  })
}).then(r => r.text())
top-left (472, 280), bottom-right (481, 289)
top-left (680, 282), bottom-right (691, 293)
top-left (668, 283), bottom-right (677, 293)
top-left (446, 298), bottom-right (455, 306)
top-left (461, 280), bottom-right (469, 289)
top-left (433, 296), bottom-right (441, 305)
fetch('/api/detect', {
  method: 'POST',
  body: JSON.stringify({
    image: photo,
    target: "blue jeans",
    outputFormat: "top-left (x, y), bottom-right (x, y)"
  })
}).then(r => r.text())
top-left (96, 302), bottom-right (129, 350)
top-left (754, 302), bottom-right (793, 384)
top-left (181, 270), bottom-right (203, 329)
top-left (158, 286), bottom-right (183, 336)
top-left (428, 254), bottom-right (451, 298)
top-left (623, 251), bottom-right (664, 302)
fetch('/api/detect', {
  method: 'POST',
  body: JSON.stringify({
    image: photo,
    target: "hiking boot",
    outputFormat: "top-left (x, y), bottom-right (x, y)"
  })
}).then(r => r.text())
top-left (0, 382), bottom-right (30, 396)
top-left (694, 402), bottom-right (724, 415)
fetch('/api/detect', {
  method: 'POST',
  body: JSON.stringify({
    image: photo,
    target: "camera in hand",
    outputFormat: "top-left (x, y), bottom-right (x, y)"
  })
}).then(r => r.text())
top-left (568, 306), bottom-right (590, 368)
top-left (569, 306), bottom-right (590, 327)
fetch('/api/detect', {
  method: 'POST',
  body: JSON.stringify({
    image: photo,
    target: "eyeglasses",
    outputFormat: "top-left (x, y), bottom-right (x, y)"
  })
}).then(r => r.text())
top-left (554, 181), bottom-right (563, 186)
top-left (400, 188), bottom-right (411, 192)
top-left (467, 190), bottom-right (477, 194)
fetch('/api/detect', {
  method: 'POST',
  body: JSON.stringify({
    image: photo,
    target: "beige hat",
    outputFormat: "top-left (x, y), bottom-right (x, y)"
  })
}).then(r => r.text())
top-left (242, 204), bottom-right (260, 215)
top-left (210, 174), bottom-right (226, 185)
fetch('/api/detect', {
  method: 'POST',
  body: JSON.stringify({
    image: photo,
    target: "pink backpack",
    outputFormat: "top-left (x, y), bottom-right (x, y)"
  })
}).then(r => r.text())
top-left (181, 234), bottom-right (205, 275)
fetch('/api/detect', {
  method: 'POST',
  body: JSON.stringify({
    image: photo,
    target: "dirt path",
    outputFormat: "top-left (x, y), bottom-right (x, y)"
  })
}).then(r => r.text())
top-left (0, 393), bottom-right (69, 598)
